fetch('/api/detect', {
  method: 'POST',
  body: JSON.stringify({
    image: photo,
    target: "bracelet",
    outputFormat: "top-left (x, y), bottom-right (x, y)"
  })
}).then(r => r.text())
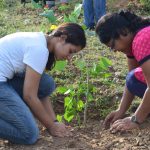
top-left (130, 115), bottom-right (140, 125)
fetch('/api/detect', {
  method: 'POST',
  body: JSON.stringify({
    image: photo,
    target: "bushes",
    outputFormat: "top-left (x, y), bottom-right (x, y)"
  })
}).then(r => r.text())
top-left (0, 0), bottom-right (5, 10)
top-left (0, 0), bottom-right (18, 9)
top-left (140, 0), bottom-right (150, 11)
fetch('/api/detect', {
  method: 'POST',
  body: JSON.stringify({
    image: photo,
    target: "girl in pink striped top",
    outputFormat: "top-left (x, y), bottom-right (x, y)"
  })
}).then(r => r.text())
top-left (96, 10), bottom-right (150, 132)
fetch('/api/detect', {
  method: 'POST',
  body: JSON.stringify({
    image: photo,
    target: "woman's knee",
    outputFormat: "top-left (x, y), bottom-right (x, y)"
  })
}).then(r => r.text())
top-left (38, 73), bottom-right (56, 98)
top-left (126, 70), bottom-right (147, 98)
top-left (126, 70), bottom-right (134, 86)
top-left (16, 108), bottom-right (39, 145)
top-left (8, 119), bottom-right (39, 145)
top-left (21, 123), bottom-right (39, 145)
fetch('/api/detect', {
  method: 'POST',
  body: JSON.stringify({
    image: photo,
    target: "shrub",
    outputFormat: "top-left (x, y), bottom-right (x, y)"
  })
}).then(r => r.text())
top-left (140, 0), bottom-right (150, 11)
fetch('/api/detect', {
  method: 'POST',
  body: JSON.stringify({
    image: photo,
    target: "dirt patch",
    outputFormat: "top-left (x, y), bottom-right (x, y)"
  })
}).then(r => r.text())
top-left (116, 0), bottom-right (129, 8)
top-left (1, 119), bottom-right (150, 150)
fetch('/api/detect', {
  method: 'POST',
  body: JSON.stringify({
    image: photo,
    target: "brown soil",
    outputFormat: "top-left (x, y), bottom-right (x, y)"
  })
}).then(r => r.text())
top-left (1, 119), bottom-right (150, 150)
top-left (0, 100), bottom-right (150, 150)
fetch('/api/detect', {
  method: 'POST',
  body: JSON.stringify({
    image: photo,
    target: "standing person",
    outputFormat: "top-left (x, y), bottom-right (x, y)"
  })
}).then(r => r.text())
top-left (0, 23), bottom-right (86, 144)
top-left (95, 10), bottom-right (150, 132)
top-left (44, 0), bottom-right (55, 8)
top-left (83, 0), bottom-right (106, 30)
top-left (60, 0), bottom-right (68, 5)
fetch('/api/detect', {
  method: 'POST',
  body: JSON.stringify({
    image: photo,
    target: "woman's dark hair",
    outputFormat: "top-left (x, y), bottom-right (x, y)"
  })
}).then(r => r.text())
top-left (46, 23), bottom-right (86, 70)
top-left (95, 10), bottom-right (150, 44)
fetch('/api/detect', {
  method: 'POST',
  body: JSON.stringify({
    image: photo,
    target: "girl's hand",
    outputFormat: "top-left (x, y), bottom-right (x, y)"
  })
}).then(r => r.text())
top-left (48, 122), bottom-right (71, 137)
top-left (110, 117), bottom-right (139, 133)
top-left (104, 110), bottom-right (125, 129)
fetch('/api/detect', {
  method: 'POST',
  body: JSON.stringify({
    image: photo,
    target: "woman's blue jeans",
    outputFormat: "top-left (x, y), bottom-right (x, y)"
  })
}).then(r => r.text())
top-left (126, 70), bottom-right (147, 98)
top-left (0, 73), bottom-right (55, 145)
top-left (83, 0), bottom-right (106, 28)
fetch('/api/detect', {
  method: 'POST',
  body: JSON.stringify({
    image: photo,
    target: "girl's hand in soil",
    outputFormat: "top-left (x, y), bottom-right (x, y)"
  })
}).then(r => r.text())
top-left (48, 122), bottom-right (72, 137)
top-left (110, 117), bottom-right (139, 133)
top-left (104, 110), bottom-right (124, 129)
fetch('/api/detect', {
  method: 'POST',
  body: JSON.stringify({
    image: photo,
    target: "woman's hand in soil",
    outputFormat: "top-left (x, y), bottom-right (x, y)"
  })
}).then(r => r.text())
top-left (48, 122), bottom-right (71, 137)
top-left (104, 110), bottom-right (124, 129)
top-left (110, 117), bottom-right (139, 133)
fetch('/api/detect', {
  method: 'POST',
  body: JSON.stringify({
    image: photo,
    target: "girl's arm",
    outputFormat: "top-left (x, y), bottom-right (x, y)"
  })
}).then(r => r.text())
top-left (118, 85), bottom-right (134, 115)
top-left (135, 60), bottom-right (150, 123)
top-left (110, 59), bottom-right (150, 133)
top-left (118, 58), bottom-right (139, 113)
top-left (23, 66), bottom-right (54, 129)
top-left (104, 58), bottom-right (138, 127)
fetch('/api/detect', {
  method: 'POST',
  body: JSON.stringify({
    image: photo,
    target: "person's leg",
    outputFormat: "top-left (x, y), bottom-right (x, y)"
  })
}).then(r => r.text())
top-left (83, 0), bottom-right (95, 29)
top-left (94, 0), bottom-right (106, 23)
top-left (45, 0), bottom-right (55, 8)
top-left (126, 70), bottom-right (147, 98)
top-left (0, 82), bottom-right (39, 144)
top-left (60, 0), bottom-right (68, 4)
top-left (8, 73), bottom-right (55, 99)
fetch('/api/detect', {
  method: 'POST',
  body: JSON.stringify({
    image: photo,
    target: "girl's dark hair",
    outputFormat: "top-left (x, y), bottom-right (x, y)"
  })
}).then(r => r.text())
top-left (95, 10), bottom-right (150, 44)
top-left (46, 23), bottom-right (86, 70)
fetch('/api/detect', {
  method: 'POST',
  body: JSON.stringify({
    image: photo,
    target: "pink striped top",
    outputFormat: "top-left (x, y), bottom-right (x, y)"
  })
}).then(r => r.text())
top-left (129, 26), bottom-right (150, 84)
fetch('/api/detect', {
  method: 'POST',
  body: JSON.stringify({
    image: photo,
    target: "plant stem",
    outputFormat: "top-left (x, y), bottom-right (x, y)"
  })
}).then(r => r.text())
top-left (84, 55), bottom-right (89, 126)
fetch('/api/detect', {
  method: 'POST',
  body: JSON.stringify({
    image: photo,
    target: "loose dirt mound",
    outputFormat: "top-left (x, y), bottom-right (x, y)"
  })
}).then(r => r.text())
top-left (1, 119), bottom-right (150, 150)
